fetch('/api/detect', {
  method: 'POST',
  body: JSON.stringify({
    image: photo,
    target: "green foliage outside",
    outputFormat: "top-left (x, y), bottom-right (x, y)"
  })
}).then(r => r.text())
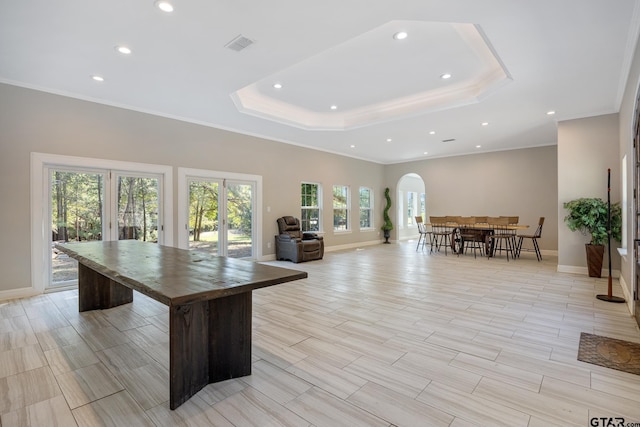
top-left (333, 185), bottom-right (348, 230)
top-left (51, 172), bottom-right (159, 242)
top-left (563, 197), bottom-right (621, 245)
top-left (301, 183), bottom-right (320, 231)
top-left (188, 181), bottom-right (252, 242)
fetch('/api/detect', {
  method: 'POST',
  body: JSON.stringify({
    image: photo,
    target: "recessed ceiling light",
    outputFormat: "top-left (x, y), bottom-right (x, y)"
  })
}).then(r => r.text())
top-left (476, 145), bottom-right (482, 148)
top-left (350, 145), bottom-right (356, 148)
top-left (481, 122), bottom-right (489, 126)
top-left (330, 105), bottom-right (337, 110)
top-left (547, 110), bottom-right (556, 115)
top-left (91, 75), bottom-right (104, 82)
top-left (386, 138), bottom-right (392, 142)
top-left (393, 31), bottom-right (408, 40)
top-left (273, 83), bottom-right (282, 89)
top-left (155, 1), bottom-right (174, 12)
top-left (440, 73), bottom-right (452, 79)
top-left (423, 151), bottom-right (428, 155)
top-left (116, 46), bottom-right (132, 55)
top-left (429, 131), bottom-right (436, 135)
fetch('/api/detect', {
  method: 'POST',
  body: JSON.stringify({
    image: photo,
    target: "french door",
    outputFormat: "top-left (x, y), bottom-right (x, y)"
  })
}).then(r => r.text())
top-left (186, 178), bottom-right (255, 258)
top-left (49, 168), bottom-right (163, 288)
top-left (179, 168), bottom-right (261, 260)
top-left (50, 170), bottom-right (105, 287)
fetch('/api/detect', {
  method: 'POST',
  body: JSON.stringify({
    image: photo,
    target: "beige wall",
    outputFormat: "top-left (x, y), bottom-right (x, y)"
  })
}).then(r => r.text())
top-left (557, 114), bottom-right (620, 273)
top-left (1, 80), bottom-right (626, 299)
top-left (385, 146), bottom-right (559, 251)
top-left (0, 83), bottom-right (385, 295)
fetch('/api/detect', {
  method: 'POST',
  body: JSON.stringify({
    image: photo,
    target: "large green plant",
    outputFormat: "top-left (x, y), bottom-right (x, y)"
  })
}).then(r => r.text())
top-left (563, 197), bottom-right (621, 245)
top-left (381, 187), bottom-right (393, 231)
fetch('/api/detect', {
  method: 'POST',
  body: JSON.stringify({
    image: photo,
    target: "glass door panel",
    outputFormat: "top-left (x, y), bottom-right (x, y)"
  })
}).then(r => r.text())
top-left (116, 175), bottom-right (160, 242)
top-left (188, 180), bottom-right (220, 255)
top-left (226, 181), bottom-right (254, 258)
top-left (50, 170), bottom-right (105, 287)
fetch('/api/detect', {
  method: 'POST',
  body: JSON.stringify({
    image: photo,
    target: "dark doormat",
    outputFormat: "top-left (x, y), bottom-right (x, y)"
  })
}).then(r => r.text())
top-left (578, 332), bottom-right (640, 375)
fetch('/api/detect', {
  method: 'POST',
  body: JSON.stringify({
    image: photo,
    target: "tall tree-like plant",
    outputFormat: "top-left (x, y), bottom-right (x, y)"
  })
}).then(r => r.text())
top-left (381, 187), bottom-right (393, 231)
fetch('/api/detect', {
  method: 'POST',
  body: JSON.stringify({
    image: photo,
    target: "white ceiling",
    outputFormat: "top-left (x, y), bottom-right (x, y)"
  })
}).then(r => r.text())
top-left (1, 0), bottom-right (639, 164)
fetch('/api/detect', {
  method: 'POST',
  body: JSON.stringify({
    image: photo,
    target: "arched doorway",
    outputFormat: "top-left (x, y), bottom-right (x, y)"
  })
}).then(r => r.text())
top-left (397, 173), bottom-right (426, 241)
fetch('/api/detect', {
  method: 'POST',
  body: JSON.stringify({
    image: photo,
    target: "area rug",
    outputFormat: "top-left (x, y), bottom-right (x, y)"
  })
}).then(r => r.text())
top-left (578, 332), bottom-right (640, 375)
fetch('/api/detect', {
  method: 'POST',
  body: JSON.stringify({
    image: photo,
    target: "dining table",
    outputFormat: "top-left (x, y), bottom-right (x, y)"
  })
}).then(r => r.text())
top-left (54, 240), bottom-right (308, 409)
top-left (425, 222), bottom-right (529, 256)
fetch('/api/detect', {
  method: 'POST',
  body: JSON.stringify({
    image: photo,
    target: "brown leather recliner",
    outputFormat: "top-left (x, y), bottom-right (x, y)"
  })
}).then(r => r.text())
top-left (275, 216), bottom-right (324, 263)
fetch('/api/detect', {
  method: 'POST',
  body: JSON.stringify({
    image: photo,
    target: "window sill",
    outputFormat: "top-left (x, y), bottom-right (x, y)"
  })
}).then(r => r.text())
top-left (334, 230), bottom-right (352, 235)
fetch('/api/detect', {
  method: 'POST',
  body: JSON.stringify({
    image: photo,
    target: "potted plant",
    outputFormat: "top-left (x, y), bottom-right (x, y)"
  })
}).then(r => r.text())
top-left (381, 187), bottom-right (393, 243)
top-left (563, 197), bottom-right (622, 277)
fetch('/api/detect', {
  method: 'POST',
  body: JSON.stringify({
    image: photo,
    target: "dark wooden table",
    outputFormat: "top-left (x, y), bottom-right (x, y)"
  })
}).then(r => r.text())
top-left (55, 240), bottom-right (307, 409)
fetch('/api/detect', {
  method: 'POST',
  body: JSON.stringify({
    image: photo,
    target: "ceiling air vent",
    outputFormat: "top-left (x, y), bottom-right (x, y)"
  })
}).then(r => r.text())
top-left (225, 35), bottom-right (255, 52)
top-left (442, 138), bottom-right (456, 143)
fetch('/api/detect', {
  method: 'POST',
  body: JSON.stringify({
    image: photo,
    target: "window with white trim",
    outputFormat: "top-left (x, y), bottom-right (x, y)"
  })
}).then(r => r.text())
top-left (359, 187), bottom-right (373, 229)
top-left (301, 182), bottom-right (321, 232)
top-left (407, 191), bottom-right (417, 226)
top-left (333, 185), bottom-right (349, 231)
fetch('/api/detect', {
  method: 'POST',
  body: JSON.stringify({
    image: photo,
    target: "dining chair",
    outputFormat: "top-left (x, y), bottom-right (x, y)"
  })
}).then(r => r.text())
top-left (515, 217), bottom-right (544, 261)
top-left (487, 216), bottom-right (515, 260)
top-left (415, 216), bottom-right (432, 251)
top-left (457, 216), bottom-right (484, 258)
top-left (501, 216), bottom-right (519, 252)
top-left (429, 216), bottom-right (452, 255)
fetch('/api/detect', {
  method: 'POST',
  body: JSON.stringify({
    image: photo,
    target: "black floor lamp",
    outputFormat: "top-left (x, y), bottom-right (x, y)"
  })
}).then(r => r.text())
top-left (596, 168), bottom-right (625, 303)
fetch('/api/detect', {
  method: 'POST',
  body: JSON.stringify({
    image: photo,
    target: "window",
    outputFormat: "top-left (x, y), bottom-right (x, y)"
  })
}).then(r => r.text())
top-left (407, 192), bottom-right (417, 226)
top-left (420, 193), bottom-right (426, 220)
top-left (333, 185), bottom-right (349, 231)
top-left (622, 155), bottom-right (627, 250)
top-left (397, 190), bottom-right (404, 228)
top-left (301, 182), bottom-right (321, 231)
top-left (359, 187), bottom-right (373, 229)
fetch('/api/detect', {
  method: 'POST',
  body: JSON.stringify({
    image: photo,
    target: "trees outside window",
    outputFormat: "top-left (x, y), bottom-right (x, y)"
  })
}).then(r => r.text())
top-left (117, 176), bottom-right (159, 242)
top-left (301, 182), bottom-right (321, 232)
top-left (359, 187), bottom-right (373, 229)
top-left (333, 185), bottom-right (349, 231)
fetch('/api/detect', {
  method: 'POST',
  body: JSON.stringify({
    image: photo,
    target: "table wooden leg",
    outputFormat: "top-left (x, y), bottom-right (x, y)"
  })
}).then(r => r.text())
top-left (209, 292), bottom-right (252, 382)
top-left (78, 263), bottom-right (133, 312)
top-left (169, 300), bottom-right (209, 410)
top-left (169, 292), bottom-right (252, 410)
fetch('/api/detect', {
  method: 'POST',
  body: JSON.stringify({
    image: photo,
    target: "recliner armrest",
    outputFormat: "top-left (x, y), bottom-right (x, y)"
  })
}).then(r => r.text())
top-left (276, 234), bottom-right (301, 242)
top-left (303, 233), bottom-right (322, 240)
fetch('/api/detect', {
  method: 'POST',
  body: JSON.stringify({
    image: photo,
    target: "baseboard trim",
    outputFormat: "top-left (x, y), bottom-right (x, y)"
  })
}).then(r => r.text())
top-left (557, 264), bottom-right (620, 278)
top-left (618, 275), bottom-right (634, 315)
top-left (325, 240), bottom-right (386, 253)
top-left (0, 286), bottom-right (40, 302)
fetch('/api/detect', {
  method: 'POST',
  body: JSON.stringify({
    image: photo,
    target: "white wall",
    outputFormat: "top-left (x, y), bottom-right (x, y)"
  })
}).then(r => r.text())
top-left (618, 25), bottom-right (640, 314)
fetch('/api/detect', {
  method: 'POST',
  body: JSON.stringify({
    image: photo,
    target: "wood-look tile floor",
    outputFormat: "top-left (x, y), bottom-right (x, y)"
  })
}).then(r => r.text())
top-left (1, 241), bottom-right (640, 426)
